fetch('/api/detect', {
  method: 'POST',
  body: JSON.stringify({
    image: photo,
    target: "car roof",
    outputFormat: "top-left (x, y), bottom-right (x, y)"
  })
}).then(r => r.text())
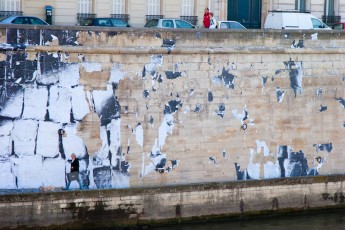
top-left (159, 18), bottom-right (188, 20)
top-left (89, 17), bottom-right (129, 26)
top-left (0, 15), bottom-right (49, 24)
top-left (0, 15), bottom-right (20, 23)
top-left (218, 20), bottom-right (236, 22)
top-left (92, 17), bottom-right (125, 20)
top-left (217, 21), bottom-right (246, 29)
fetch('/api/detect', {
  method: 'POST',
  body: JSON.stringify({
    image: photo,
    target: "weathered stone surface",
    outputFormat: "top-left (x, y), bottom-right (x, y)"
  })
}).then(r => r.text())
top-left (0, 26), bottom-right (344, 197)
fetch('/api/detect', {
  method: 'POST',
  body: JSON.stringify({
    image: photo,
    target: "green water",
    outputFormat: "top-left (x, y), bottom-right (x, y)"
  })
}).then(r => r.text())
top-left (150, 209), bottom-right (345, 230)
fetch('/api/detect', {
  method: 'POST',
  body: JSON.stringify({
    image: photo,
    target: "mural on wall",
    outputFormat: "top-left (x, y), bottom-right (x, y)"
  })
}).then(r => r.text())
top-left (0, 28), bottom-right (344, 190)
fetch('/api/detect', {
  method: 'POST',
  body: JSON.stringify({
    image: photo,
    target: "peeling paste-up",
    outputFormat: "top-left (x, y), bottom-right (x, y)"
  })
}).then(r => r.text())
top-left (264, 161), bottom-right (281, 179)
top-left (216, 68), bottom-right (236, 89)
top-left (109, 64), bottom-right (125, 83)
top-left (313, 143), bottom-right (333, 153)
top-left (48, 85), bottom-right (72, 123)
top-left (22, 86), bottom-right (48, 120)
top-left (284, 60), bottom-right (303, 96)
top-left (158, 113), bottom-right (174, 149)
top-left (70, 85), bottom-right (89, 121)
top-left (92, 90), bottom-right (121, 126)
top-left (13, 155), bottom-right (43, 189)
top-left (62, 124), bottom-right (88, 159)
top-left (335, 97), bottom-right (345, 108)
top-left (136, 123), bottom-right (144, 149)
top-left (208, 90), bottom-right (213, 102)
top-left (276, 87), bottom-right (285, 102)
top-left (36, 121), bottom-right (61, 158)
top-left (12, 119), bottom-right (38, 156)
top-left (0, 120), bottom-right (13, 157)
top-left (57, 64), bottom-right (80, 87)
top-left (82, 62), bottom-right (102, 73)
top-left (256, 140), bottom-right (270, 157)
top-left (0, 161), bottom-right (16, 189)
top-left (42, 158), bottom-right (65, 187)
top-left (0, 85), bottom-right (24, 118)
top-left (247, 149), bottom-right (260, 179)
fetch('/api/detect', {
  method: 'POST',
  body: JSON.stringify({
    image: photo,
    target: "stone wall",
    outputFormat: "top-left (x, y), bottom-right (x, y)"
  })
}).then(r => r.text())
top-left (0, 25), bottom-right (345, 191)
top-left (0, 175), bottom-right (345, 229)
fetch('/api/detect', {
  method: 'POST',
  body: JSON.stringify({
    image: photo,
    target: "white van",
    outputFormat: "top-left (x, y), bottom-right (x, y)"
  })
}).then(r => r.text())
top-left (264, 10), bottom-right (331, 30)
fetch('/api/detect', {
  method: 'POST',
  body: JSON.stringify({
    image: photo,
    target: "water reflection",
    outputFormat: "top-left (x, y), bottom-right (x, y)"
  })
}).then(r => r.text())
top-left (151, 209), bottom-right (345, 230)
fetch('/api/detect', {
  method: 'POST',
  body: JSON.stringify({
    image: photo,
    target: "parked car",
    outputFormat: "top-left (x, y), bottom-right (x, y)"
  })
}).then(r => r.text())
top-left (0, 15), bottom-right (49, 25)
top-left (332, 22), bottom-right (345, 30)
top-left (217, 21), bottom-right (246, 29)
top-left (145, 18), bottom-right (196, 29)
top-left (264, 10), bottom-right (331, 30)
top-left (84, 18), bottom-right (130, 27)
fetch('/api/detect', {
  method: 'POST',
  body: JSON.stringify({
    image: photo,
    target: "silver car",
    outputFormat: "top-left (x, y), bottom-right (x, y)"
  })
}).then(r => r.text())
top-left (145, 18), bottom-right (196, 29)
top-left (217, 21), bottom-right (246, 29)
top-left (0, 15), bottom-right (49, 25)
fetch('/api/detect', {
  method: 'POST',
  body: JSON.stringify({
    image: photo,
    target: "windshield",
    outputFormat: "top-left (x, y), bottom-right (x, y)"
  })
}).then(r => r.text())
top-left (311, 18), bottom-right (329, 29)
top-left (219, 22), bottom-right (245, 29)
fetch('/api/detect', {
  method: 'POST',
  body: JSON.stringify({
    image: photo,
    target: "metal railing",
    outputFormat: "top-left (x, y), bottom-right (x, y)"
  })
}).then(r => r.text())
top-left (322, 15), bottom-right (341, 25)
top-left (180, 16), bottom-right (198, 26)
top-left (77, 13), bottom-right (96, 26)
top-left (0, 11), bottom-right (22, 19)
top-left (146, 15), bottom-right (164, 21)
top-left (110, 14), bottom-right (129, 22)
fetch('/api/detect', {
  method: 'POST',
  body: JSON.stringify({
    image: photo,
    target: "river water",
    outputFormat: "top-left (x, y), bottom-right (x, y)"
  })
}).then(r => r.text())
top-left (150, 209), bottom-right (345, 230)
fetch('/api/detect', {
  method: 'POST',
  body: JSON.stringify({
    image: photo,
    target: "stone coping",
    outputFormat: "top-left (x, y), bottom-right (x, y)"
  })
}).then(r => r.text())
top-left (0, 174), bottom-right (344, 201)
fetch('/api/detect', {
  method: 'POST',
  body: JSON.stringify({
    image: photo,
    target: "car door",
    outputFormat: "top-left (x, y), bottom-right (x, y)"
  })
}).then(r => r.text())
top-left (229, 21), bottom-right (246, 29)
top-left (161, 19), bottom-right (174, 28)
top-left (12, 17), bottom-right (27, 24)
top-left (175, 20), bottom-right (194, 28)
top-left (28, 17), bottom-right (48, 25)
top-left (311, 18), bottom-right (330, 29)
top-left (110, 18), bottom-right (128, 27)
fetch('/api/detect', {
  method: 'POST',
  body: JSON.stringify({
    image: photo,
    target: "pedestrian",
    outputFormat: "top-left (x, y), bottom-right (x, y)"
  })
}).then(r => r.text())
top-left (209, 12), bottom-right (217, 29)
top-left (203, 7), bottom-right (210, 28)
top-left (64, 153), bottom-right (82, 190)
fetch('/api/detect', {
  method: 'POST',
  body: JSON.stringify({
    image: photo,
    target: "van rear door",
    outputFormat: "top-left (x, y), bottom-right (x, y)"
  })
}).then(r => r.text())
top-left (264, 12), bottom-right (282, 29)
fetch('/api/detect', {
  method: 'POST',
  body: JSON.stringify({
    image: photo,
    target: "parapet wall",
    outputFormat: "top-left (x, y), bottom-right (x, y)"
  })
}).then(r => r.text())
top-left (0, 175), bottom-right (345, 229)
top-left (0, 25), bottom-right (345, 191)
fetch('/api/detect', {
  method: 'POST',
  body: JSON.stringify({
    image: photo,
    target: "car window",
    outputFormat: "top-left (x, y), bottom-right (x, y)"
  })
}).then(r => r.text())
top-left (145, 19), bottom-right (158, 27)
top-left (12, 17), bottom-right (28, 24)
top-left (219, 22), bottom-right (228, 29)
top-left (111, 18), bottom-right (127, 27)
top-left (93, 19), bottom-right (110, 26)
top-left (333, 23), bottom-right (344, 30)
top-left (229, 22), bottom-right (245, 29)
top-left (162, 20), bottom-right (174, 28)
top-left (175, 20), bottom-right (194, 28)
top-left (311, 18), bottom-right (323, 29)
top-left (29, 17), bottom-right (47, 25)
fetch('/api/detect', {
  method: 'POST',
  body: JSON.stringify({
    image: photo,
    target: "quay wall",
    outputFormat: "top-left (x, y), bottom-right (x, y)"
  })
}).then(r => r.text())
top-left (0, 24), bottom-right (345, 228)
top-left (0, 175), bottom-right (345, 229)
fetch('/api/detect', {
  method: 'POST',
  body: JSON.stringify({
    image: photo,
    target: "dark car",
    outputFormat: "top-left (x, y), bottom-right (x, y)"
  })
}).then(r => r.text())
top-left (0, 15), bottom-right (49, 25)
top-left (84, 18), bottom-right (130, 27)
top-left (332, 22), bottom-right (345, 30)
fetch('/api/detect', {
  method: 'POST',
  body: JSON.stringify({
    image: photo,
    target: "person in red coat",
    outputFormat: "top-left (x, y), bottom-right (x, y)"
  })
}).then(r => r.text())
top-left (203, 7), bottom-right (210, 28)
